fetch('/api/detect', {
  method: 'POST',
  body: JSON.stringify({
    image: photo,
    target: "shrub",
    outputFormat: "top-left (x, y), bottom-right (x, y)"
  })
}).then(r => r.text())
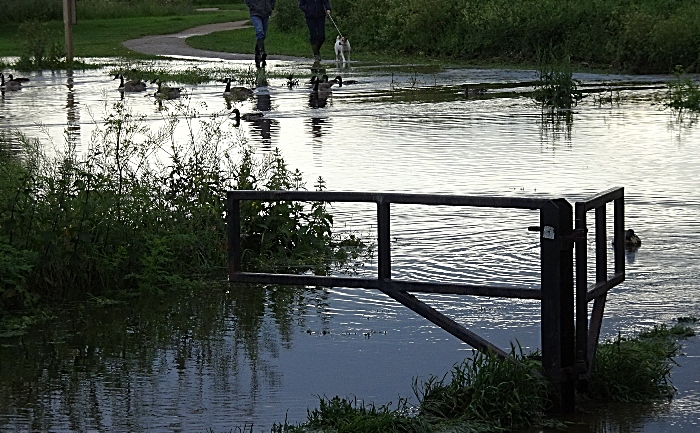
top-left (0, 99), bottom-right (365, 314)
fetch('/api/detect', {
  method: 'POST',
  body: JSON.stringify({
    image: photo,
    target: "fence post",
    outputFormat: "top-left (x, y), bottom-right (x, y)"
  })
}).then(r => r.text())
top-left (540, 199), bottom-right (575, 413)
top-left (227, 192), bottom-right (241, 279)
top-left (574, 202), bottom-right (588, 386)
top-left (377, 199), bottom-right (391, 281)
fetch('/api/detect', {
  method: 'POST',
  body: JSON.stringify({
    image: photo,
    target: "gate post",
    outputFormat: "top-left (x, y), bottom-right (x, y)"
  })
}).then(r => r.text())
top-left (227, 192), bottom-right (241, 278)
top-left (540, 199), bottom-right (575, 413)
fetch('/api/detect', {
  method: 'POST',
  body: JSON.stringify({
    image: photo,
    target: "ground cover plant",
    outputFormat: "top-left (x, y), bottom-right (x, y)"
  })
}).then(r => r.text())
top-left (266, 323), bottom-right (695, 432)
top-left (0, 99), bottom-right (365, 317)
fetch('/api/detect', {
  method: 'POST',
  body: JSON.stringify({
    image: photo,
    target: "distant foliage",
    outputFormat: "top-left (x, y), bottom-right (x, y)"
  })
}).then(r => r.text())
top-left (666, 69), bottom-right (700, 112)
top-left (274, 0), bottom-right (700, 73)
top-left (15, 20), bottom-right (65, 70)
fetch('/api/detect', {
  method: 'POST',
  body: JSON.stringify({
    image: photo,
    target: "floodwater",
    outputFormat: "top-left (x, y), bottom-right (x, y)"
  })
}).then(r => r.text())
top-left (1, 58), bottom-right (699, 432)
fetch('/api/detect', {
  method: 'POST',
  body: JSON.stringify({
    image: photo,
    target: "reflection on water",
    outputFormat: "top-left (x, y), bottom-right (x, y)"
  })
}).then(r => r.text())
top-left (1, 60), bottom-right (699, 431)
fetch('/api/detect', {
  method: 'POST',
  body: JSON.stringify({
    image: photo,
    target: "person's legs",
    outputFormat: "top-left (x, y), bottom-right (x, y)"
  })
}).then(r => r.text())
top-left (306, 16), bottom-right (326, 62)
top-left (250, 15), bottom-right (268, 68)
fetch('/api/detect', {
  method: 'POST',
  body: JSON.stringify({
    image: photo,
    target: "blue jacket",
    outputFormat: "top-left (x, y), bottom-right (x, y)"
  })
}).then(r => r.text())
top-left (245, 0), bottom-right (276, 17)
top-left (299, 0), bottom-right (330, 19)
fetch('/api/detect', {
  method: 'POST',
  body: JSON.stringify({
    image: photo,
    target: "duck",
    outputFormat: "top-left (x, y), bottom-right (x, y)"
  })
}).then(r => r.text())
top-left (151, 78), bottom-right (181, 100)
top-left (612, 229), bottom-right (642, 251)
top-left (223, 78), bottom-right (254, 100)
top-left (8, 74), bottom-right (30, 83)
top-left (114, 74), bottom-right (147, 92)
top-left (462, 83), bottom-right (487, 96)
top-left (286, 74), bottom-right (299, 88)
top-left (624, 229), bottom-right (642, 250)
top-left (0, 73), bottom-right (22, 91)
top-left (232, 108), bottom-right (265, 122)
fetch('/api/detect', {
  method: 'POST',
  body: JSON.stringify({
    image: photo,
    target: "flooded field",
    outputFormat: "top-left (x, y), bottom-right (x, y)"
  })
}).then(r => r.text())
top-left (1, 58), bottom-right (699, 432)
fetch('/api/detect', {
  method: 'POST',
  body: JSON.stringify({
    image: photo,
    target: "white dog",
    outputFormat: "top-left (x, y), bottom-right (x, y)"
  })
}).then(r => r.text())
top-left (334, 35), bottom-right (351, 63)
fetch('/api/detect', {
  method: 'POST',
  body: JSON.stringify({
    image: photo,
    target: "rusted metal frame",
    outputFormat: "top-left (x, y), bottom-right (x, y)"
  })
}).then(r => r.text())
top-left (377, 287), bottom-right (511, 359)
top-left (378, 199), bottom-right (391, 281)
top-left (574, 202), bottom-right (588, 375)
top-left (230, 272), bottom-right (541, 298)
top-left (583, 188), bottom-right (625, 379)
top-left (227, 192), bottom-right (241, 276)
top-left (586, 272), bottom-right (625, 302)
top-left (540, 199), bottom-right (576, 413)
top-left (226, 190), bottom-right (548, 209)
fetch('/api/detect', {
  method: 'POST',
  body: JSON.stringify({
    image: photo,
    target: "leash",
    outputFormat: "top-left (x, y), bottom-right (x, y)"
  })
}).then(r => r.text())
top-left (327, 14), bottom-right (343, 38)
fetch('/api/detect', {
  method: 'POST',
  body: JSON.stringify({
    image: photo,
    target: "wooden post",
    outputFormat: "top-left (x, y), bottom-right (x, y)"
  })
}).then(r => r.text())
top-left (574, 202), bottom-right (588, 384)
top-left (540, 199), bottom-right (575, 413)
top-left (63, 0), bottom-right (76, 65)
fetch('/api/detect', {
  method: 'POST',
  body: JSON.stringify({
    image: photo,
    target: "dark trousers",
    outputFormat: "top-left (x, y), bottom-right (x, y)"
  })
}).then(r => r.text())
top-left (305, 16), bottom-right (326, 47)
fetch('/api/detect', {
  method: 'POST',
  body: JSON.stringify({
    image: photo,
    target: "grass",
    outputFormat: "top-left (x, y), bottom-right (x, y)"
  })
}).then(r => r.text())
top-left (0, 9), bottom-right (249, 59)
top-left (266, 323), bottom-right (695, 433)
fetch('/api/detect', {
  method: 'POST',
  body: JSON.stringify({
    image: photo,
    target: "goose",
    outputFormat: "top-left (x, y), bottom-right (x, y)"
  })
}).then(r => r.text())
top-left (315, 75), bottom-right (337, 91)
top-left (223, 78), bottom-right (254, 100)
top-left (232, 108), bottom-right (265, 122)
top-left (0, 73), bottom-right (22, 91)
top-left (333, 76), bottom-right (358, 86)
top-left (151, 78), bottom-right (181, 100)
top-left (114, 74), bottom-right (147, 92)
top-left (8, 74), bottom-right (30, 83)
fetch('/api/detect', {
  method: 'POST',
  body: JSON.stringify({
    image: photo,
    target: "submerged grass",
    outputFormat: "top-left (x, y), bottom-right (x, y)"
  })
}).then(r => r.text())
top-left (268, 324), bottom-right (695, 433)
top-left (589, 323), bottom-right (695, 402)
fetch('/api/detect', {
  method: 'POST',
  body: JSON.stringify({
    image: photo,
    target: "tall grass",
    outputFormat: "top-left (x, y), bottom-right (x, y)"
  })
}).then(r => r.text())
top-left (589, 323), bottom-right (694, 401)
top-left (0, 99), bottom-right (364, 314)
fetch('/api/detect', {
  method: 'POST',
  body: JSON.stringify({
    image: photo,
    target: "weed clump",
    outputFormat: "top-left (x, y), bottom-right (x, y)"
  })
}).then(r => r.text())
top-left (589, 323), bottom-right (695, 402)
top-left (0, 100), bottom-right (364, 315)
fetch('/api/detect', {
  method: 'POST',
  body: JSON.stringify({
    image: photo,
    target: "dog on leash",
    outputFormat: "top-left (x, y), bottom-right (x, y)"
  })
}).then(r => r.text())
top-left (334, 35), bottom-right (351, 63)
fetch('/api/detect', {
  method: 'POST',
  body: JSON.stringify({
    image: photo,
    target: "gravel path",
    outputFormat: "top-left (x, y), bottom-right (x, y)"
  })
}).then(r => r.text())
top-left (122, 20), bottom-right (304, 62)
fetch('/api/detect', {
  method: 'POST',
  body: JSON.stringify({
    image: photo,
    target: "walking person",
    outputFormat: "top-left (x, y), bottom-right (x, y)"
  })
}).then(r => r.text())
top-left (299, 0), bottom-right (331, 64)
top-left (244, 0), bottom-right (276, 68)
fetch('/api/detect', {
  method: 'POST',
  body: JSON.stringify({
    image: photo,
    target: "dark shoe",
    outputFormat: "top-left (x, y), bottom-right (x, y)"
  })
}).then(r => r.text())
top-left (256, 39), bottom-right (266, 68)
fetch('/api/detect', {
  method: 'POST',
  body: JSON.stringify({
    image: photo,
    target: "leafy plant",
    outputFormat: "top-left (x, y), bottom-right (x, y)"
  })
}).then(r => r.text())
top-left (0, 98), bottom-right (366, 315)
top-left (533, 57), bottom-right (583, 109)
top-left (666, 68), bottom-right (700, 112)
top-left (14, 20), bottom-right (66, 70)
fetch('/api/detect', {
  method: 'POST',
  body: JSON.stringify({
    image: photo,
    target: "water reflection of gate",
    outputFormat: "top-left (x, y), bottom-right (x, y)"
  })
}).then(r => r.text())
top-left (226, 188), bottom-right (626, 412)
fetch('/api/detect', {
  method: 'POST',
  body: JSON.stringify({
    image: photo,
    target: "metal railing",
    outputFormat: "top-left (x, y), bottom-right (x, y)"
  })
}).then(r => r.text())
top-left (226, 188), bottom-right (626, 412)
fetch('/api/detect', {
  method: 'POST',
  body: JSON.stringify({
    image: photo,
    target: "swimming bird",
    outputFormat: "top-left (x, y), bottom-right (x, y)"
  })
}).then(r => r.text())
top-left (286, 74), bottom-right (299, 88)
top-left (223, 78), bottom-right (254, 100)
top-left (232, 108), bottom-right (265, 122)
top-left (462, 84), bottom-right (487, 97)
top-left (315, 75), bottom-right (337, 91)
top-left (151, 78), bottom-right (181, 100)
top-left (0, 73), bottom-right (22, 91)
top-left (612, 229), bottom-right (642, 251)
top-left (114, 74), bottom-right (147, 92)
top-left (8, 74), bottom-right (30, 83)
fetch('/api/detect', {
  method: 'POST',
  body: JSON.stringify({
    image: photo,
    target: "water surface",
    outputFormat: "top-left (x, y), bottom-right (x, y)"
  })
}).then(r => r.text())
top-left (1, 59), bottom-right (699, 432)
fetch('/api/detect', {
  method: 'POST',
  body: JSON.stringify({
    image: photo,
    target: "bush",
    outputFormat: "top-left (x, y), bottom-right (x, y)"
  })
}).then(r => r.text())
top-left (0, 99), bottom-right (365, 314)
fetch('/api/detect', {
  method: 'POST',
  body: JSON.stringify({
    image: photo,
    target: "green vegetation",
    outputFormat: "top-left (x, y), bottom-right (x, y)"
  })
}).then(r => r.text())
top-left (533, 56), bottom-right (583, 110)
top-left (267, 324), bottom-right (694, 432)
top-left (666, 70), bottom-right (700, 112)
top-left (589, 323), bottom-right (695, 402)
top-left (0, 100), bottom-right (365, 317)
top-left (0, 6), bottom-right (248, 60)
top-left (3, 0), bottom-right (700, 73)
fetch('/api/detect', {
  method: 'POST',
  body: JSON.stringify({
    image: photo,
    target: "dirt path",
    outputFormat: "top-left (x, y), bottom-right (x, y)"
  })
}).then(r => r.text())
top-left (122, 20), bottom-right (303, 62)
